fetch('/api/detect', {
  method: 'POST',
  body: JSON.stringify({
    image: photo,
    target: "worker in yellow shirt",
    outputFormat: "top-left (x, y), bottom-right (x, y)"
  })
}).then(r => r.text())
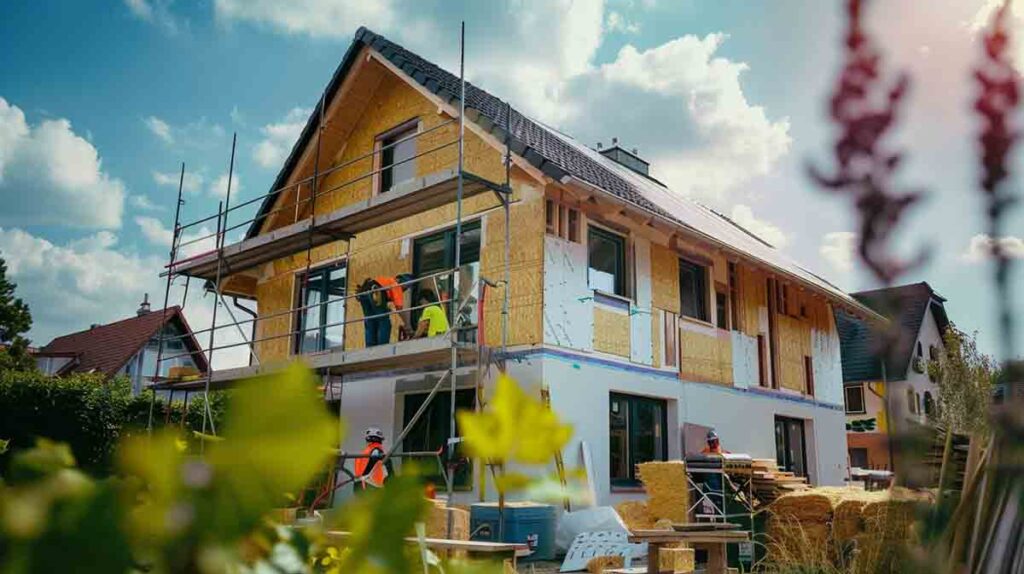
top-left (413, 289), bottom-right (450, 338)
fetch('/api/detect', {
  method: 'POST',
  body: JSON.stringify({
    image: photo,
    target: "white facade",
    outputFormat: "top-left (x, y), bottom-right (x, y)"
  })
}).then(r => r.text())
top-left (887, 302), bottom-right (945, 430)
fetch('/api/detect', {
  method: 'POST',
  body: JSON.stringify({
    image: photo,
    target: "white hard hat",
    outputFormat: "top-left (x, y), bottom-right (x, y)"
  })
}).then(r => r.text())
top-left (365, 427), bottom-right (385, 442)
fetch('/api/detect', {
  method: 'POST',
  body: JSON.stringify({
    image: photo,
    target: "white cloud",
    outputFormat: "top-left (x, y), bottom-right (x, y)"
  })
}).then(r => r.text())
top-left (124, 0), bottom-right (181, 34)
top-left (0, 226), bottom-right (248, 369)
top-left (555, 34), bottom-right (791, 203)
top-left (730, 204), bottom-right (788, 248)
top-left (0, 98), bottom-right (125, 229)
top-left (607, 11), bottom-right (640, 34)
top-left (153, 169), bottom-right (203, 194)
top-left (130, 194), bottom-right (162, 211)
top-left (135, 215), bottom-right (218, 258)
top-left (820, 231), bottom-right (857, 274)
top-left (144, 115), bottom-right (174, 144)
top-left (213, 0), bottom-right (395, 38)
top-left (253, 107), bottom-right (310, 169)
top-left (208, 172), bottom-right (241, 199)
top-left (961, 233), bottom-right (1024, 262)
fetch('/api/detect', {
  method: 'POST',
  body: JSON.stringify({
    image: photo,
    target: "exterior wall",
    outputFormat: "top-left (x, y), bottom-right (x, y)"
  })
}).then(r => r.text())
top-left (891, 305), bottom-right (944, 429)
top-left (844, 380), bottom-right (890, 470)
top-left (250, 71), bottom-right (544, 362)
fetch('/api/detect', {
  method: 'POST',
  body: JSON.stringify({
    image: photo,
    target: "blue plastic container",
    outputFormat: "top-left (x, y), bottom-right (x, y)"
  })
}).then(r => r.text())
top-left (469, 502), bottom-right (556, 562)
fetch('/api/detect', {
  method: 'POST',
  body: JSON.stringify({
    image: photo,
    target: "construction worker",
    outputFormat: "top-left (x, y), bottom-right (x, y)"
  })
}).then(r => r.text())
top-left (412, 289), bottom-right (450, 338)
top-left (353, 426), bottom-right (393, 490)
top-left (702, 429), bottom-right (728, 455)
top-left (356, 273), bottom-right (414, 346)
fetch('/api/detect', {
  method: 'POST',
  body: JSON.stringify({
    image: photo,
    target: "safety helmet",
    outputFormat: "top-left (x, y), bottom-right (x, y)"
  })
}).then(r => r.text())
top-left (365, 427), bottom-right (385, 442)
top-left (706, 429), bottom-right (719, 442)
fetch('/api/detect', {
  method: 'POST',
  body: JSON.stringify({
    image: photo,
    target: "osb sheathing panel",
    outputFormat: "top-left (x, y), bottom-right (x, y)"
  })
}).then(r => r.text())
top-left (737, 265), bottom-right (767, 339)
top-left (679, 327), bottom-right (733, 385)
top-left (593, 307), bottom-right (631, 357)
top-left (650, 245), bottom-right (679, 314)
top-left (250, 69), bottom-right (544, 357)
top-left (776, 314), bottom-right (813, 392)
top-left (651, 309), bottom-right (663, 369)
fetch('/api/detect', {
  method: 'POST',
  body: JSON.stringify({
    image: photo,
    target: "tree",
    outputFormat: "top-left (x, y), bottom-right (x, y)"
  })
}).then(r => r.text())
top-left (0, 256), bottom-right (34, 371)
top-left (926, 325), bottom-right (998, 435)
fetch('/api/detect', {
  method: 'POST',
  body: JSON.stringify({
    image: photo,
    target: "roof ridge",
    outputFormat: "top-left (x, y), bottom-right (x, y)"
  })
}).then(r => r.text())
top-left (44, 306), bottom-right (181, 346)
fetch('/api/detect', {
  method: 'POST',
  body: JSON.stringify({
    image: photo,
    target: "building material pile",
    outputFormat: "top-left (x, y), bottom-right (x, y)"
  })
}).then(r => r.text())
top-left (750, 458), bottom-right (809, 505)
top-left (659, 547), bottom-right (695, 573)
top-left (636, 461), bottom-right (690, 524)
top-left (425, 499), bottom-right (470, 541)
top-left (765, 487), bottom-right (931, 572)
top-left (586, 555), bottom-right (624, 573)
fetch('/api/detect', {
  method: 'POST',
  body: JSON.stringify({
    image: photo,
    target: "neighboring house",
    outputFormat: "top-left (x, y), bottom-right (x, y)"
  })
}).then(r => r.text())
top-left (836, 282), bottom-right (950, 471)
top-left (163, 28), bottom-right (881, 505)
top-left (34, 297), bottom-right (207, 394)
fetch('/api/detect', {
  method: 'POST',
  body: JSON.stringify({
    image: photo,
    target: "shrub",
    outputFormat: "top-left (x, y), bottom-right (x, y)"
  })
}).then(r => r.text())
top-left (0, 369), bottom-right (225, 476)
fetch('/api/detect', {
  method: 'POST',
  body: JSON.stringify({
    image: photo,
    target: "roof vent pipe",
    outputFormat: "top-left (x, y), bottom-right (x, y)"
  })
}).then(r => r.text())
top-left (137, 293), bottom-right (151, 316)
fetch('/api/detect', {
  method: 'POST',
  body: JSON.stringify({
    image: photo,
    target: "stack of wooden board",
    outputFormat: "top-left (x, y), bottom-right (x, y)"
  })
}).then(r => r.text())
top-left (750, 458), bottom-right (809, 505)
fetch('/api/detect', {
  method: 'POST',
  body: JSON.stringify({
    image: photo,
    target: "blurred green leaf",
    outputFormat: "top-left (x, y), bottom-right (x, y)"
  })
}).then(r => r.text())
top-left (334, 470), bottom-right (430, 574)
top-left (458, 374), bottom-right (572, 465)
top-left (7, 439), bottom-right (75, 484)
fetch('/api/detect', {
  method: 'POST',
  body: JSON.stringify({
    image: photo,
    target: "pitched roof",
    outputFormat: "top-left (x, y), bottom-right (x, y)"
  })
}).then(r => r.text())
top-left (835, 282), bottom-right (949, 383)
top-left (246, 26), bottom-right (877, 316)
top-left (36, 307), bottom-right (208, 377)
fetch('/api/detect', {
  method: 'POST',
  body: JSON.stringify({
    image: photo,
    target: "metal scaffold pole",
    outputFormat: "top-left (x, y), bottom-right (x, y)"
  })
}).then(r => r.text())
top-left (446, 20), bottom-right (467, 541)
top-left (148, 162), bottom-right (187, 434)
top-left (200, 133), bottom-right (236, 448)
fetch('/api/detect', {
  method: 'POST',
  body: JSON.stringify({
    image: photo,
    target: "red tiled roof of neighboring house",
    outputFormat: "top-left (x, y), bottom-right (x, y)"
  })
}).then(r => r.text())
top-left (35, 307), bottom-right (208, 377)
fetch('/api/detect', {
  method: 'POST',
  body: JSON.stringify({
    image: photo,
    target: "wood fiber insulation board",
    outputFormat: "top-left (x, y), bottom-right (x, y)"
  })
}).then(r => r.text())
top-left (481, 183), bottom-right (545, 347)
top-left (651, 308), bottom-right (663, 369)
top-left (593, 306), bottom-right (631, 357)
top-left (255, 273), bottom-right (296, 363)
top-left (678, 325), bottom-right (733, 385)
top-left (776, 314), bottom-right (812, 392)
top-left (650, 244), bottom-right (680, 314)
top-left (630, 236), bottom-right (654, 365)
top-left (636, 461), bottom-right (690, 523)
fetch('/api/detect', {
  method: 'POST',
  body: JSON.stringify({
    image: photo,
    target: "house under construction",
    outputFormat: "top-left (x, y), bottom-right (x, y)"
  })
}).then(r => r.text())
top-left (152, 26), bottom-right (883, 506)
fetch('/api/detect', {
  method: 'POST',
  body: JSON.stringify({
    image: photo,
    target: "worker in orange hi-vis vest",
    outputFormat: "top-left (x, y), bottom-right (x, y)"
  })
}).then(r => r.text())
top-left (354, 427), bottom-right (393, 489)
top-left (701, 429), bottom-right (729, 455)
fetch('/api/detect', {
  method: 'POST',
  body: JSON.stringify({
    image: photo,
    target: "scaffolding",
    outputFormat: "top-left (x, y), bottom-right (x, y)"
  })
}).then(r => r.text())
top-left (146, 23), bottom-right (513, 534)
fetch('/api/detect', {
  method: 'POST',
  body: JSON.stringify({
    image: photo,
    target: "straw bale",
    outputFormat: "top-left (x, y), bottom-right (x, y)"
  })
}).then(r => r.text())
top-left (615, 500), bottom-right (656, 531)
top-left (424, 499), bottom-right (470, 541)
top-left (636, 461), bottom-right (689, 523)
top-left (586, 555), bottom-right (624, 573)
top-left (659, 547), bottom-right (695, 573)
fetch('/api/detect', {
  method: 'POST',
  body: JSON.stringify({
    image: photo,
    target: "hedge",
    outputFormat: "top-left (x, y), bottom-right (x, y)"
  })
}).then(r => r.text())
top-left (0, 369), bottom-right (225, 476)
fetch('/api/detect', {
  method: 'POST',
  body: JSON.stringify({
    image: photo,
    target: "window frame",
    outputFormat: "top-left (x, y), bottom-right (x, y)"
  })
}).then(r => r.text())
top-left (609, 392), bottom-right (669, 488)
top-left (774, 415), bottom-right (808, 477)
top-left (844, 383), bottom-right (866, 414)
top-left (411, 220), bottom-right (482, 337)
top-left (587, 225), bottom-right (628, 298)
top-left (545, 199), bottom-right (582, 243)
top-left (375, 119), bottom-right (420, 196)
top-left (804, 355), bottom-right (815, 397)
top-left (401, 387), bottom-right (476, 490)
top-left (294, 261), bottom-right (348, 355)
top-left (678, 257), bottom-right (709, 323)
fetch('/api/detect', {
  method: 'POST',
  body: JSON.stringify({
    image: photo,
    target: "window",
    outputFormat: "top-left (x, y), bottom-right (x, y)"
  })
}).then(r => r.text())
top-left (804, 356), bottom-right (815, 397)
top-left (545, 199), bottom-right (581, 243)
top-left (610, 393), bottom-right (667, 487)
top-left (715, 287), bottom-right (729, 330)
top-left (844, 384), bottom-right (866, 414)
top-left (757, 335), bottom-right (768, 387)
top-left (728, 262), bottom-right (741, 332)
top-left (402, 388), bottom-right (475, 488)
top-left (588, 226), bottom-right (626, 296)
top-left (849, 447), bottom-right (869, 469)
top-left (296, 262), bottom-right (347, 354)
top-left (378, 121), bottom-right (418, 194)
top-left (923, 391), bottom-right (935, 417)
top-left (679, 259), bottom-right (708, 322)
top-left (412, 221), bottom-right (481, 338)
top-left (916, 342), bottom-right (923, 358)
top-left (774, 416), bottom-right (807, 477)
top-left (907, 388), bottom-right (917, 414)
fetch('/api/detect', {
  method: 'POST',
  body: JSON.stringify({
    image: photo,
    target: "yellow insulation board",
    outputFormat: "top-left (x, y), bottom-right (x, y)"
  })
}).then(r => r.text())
top-left (593, 306), bottom-right (631, 357)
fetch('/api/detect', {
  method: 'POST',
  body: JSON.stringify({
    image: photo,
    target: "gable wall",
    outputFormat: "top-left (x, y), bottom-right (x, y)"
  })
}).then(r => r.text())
top-left (252, 72), bottom-right (543, 362)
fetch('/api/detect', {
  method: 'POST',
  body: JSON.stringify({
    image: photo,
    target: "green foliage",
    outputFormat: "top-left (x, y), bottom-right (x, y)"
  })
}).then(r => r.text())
top-left (846, 418), bottom-right (877, 432)
top-left (0, 257), bottom-right (33, 372)
top-left (0, 369), bottom-right (225, 476)
top-left (926, 325), bottom-right (998, 434)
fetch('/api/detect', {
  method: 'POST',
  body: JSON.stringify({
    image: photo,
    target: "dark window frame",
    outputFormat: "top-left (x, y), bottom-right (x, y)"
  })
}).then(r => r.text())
top-left (774, 415), bottom-right (808, 477)
top-left (401, 387), bottom-right (476, 489)
top-left (609, 393), bottom-right (668, 488)
top-left (411, 220), bottom-right (482, 337)
top-left (678, 258), bottom-right (709, 322)
top-left (587, 225), bottom-right (627, 297)
top-left (377, 119), bottom-right (419, 195)
top-left (294, 261), bottom-right (347, 354)
top-left (804, 355), bottom-right (815, 397)
top-left (844, 383), bottom-right (866, 414)
top-left (849, 447), bottom-right (869, 469)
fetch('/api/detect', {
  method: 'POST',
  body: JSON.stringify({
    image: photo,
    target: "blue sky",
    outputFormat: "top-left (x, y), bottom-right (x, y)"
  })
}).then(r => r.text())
top-left (0, 0), bottom-right (1021, 366)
